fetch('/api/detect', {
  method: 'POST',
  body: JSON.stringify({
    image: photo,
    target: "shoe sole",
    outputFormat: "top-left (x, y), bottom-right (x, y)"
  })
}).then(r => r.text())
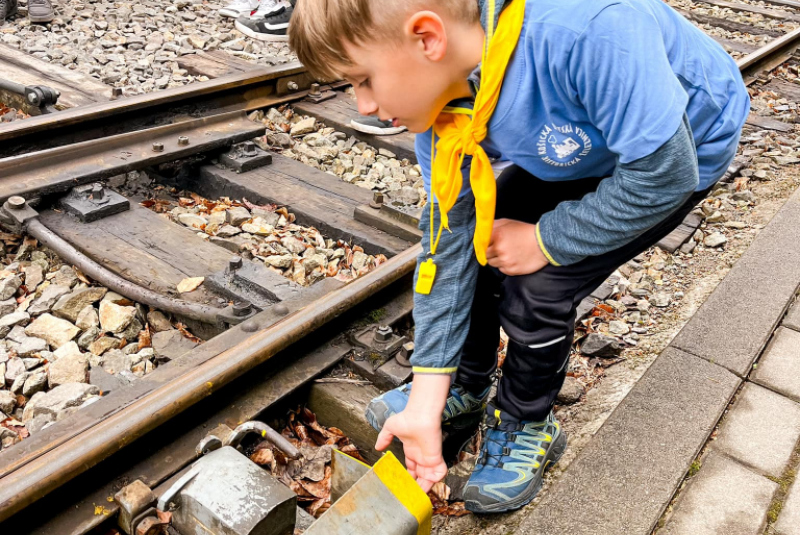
top-left (234, 19), bottom-right (288, 41)
top-left (29, 12), bottom-right (53, 22)
top-left (348, 120), bottom-right (407, 136)
top-left (219, 8), bottom-right (248, 18)
top-left (465, 431), bottom-right (568, 514)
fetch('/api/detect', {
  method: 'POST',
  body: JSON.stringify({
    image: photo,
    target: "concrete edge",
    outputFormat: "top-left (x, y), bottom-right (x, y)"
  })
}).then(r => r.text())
top-left (670, 188), bottom-right (800, 376)
top-left (518, 347), bottom-right (741, 535)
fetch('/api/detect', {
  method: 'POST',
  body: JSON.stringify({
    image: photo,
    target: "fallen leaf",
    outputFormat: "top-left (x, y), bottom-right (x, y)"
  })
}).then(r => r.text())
top-left (251, 448), bottom-right (275, 467)
top-left (138, 325), bottom-right (152, 351)
top-left (177, 277), bottom-right (204, 293)
top-left (175, 323), bottom-right (202, 344)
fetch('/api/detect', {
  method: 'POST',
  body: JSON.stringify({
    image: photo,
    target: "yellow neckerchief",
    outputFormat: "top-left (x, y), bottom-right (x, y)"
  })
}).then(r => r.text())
top-left (429, 0), bottom-right (526, 266)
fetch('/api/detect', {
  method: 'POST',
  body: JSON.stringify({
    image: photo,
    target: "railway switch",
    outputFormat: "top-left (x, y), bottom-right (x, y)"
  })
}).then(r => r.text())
top-left (159, 446), bottom-right (297, 535)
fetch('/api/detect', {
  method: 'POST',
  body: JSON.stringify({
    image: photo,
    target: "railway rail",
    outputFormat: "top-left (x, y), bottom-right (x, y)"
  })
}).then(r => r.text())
top-left (1, 1), bottom-right (800, 533)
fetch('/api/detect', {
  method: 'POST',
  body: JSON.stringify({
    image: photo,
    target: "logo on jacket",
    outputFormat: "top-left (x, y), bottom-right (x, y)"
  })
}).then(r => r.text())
top-left (538, 123), bottom-right (592, 167)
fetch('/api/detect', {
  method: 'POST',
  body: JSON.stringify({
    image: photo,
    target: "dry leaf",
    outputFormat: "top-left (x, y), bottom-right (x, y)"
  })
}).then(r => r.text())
top-left (177, 277), bottom-right (204, 293)
top-left (138, 325), bottom-right (152, 351)
top-left (175, 323), bottom-right (202, 344)
top-left (251, 448), bottom-right (275, 467)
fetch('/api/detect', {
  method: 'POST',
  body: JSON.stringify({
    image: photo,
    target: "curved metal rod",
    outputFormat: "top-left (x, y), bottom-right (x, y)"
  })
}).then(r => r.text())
top-left (26, 218), bottom-right (226, 325)
top-left (225, 421), bottom-right (301, 460)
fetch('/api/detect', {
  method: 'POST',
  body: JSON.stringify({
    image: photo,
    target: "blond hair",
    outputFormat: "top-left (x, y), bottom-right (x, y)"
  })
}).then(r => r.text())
top-left (289, 0), bottom-right (479, 80)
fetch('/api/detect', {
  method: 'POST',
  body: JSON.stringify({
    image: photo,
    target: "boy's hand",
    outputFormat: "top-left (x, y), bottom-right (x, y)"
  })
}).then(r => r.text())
top-left (376, 410), bottom-right (447, 492)
top-left (375, 373), bottom-right (450, 492)
top-left (486, 219), bottom-right (549, 276)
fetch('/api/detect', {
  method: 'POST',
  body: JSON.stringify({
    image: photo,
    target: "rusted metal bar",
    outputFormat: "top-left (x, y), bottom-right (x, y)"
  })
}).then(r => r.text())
top-left (0, 111), bottom-right (264, 204)
top-left (26, 219), bottom-right (244, 325)
top-left (0, 243), bottom-right (421, 522)
top-left (738, 27), bottom-right (800, 83)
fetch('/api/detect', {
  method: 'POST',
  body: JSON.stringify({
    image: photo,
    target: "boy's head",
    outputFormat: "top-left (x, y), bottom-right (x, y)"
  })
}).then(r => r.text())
top-left (289, 0), bottom-right (482, 133)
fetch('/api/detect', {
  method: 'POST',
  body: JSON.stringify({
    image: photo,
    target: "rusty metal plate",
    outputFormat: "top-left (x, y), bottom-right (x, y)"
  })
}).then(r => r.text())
top-left (0, 111), bottom-right (265, 204)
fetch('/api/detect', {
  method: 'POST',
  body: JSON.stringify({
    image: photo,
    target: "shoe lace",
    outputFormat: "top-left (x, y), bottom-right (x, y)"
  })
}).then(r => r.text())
top-left (477, 417), bottom-right (549, 468)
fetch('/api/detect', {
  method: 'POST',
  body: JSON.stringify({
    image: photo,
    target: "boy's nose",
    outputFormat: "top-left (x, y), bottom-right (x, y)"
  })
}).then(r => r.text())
top-left (356, 95), bottom-right (379, 117)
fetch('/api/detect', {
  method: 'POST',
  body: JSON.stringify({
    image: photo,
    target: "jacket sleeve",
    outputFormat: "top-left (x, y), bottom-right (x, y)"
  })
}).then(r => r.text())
top-left (409, 130), bottom-right (480, 374)
top-left (537, 115), bottom-right (699, 265)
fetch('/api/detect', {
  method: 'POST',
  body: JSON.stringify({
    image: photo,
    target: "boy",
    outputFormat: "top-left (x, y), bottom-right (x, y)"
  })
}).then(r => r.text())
top-left (289, 0), bottom-right (749, 513)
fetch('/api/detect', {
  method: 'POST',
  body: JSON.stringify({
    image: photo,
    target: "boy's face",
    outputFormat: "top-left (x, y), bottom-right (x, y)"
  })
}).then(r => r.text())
top-left (339, 15), bottom-right (471, 134)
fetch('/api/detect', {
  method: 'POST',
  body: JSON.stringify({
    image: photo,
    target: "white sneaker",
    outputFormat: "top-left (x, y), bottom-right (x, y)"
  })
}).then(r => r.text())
top-left (219, 0), bottom-right (258, 18)
top-left (245, 0), bottom-right (286, 19)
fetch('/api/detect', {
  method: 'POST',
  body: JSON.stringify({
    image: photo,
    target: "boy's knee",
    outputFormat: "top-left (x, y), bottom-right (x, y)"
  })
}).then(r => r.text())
top-left (498, 270), bottom-right (575, 346)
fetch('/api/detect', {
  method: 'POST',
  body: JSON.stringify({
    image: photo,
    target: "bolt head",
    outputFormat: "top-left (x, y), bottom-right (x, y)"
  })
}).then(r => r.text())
top-left (152, 142), bottom-right (164, 153)
top-left (310, 83), bottom-right (321, 95)
top-left (370, 191), bottom-right (384, 209)
top-left (91, 184), bottom-right (105, 199)
top-left (287, 81), bottom-right (299, 91)
top-left (178, 136), bottom-right (189, 146)
top-left (242, 141), bottom-right (257, 156)
top-left (7, 196), bottom-right (26, 210)
top-left (400, 341), bottom-right (415, 359)
top-left (229, 256), bottom-right (243, 271)
top-left (374, 325), bottom-right (393, 342)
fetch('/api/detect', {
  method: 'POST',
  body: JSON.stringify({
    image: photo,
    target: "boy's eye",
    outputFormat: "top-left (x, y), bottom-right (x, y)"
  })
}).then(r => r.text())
top-left (360, 78), bottom-right (371, 89)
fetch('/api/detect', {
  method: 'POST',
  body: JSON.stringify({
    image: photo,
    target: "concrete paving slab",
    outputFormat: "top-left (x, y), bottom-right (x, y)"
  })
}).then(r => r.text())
top-left (784, 296), bottom-right (800, 332)
top-left (712, 382), bottom-right (800, 477)
top-left (661, 451), bottom-right (777, 535)
top-left (753, 327), bottom-right (800, 402)
top-left (776, 476), bottom-right (800, 535)
top-left (517, 348), bottom-right (739, 535)
top-left (671, 189), bottom-right (800, 376)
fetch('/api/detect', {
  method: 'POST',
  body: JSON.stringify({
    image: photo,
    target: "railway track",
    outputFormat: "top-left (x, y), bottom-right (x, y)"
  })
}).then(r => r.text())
top-left (0, 1), bottom-right (800, 533)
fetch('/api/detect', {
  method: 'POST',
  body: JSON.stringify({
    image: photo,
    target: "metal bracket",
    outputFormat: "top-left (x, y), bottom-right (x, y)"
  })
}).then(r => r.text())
top-left (0, 78), bottom-right (60, 114)
top-left (304, 83), bottom-right (336, 103)
top-left (205, 256), bottom-right (286, 311)
top-left (60, 183), bottom-right (130, 222)
top-left (218, 141), bottom-right (273, 173)
top-left (349, 324), bottom-right (407, 368)
top-left (0, 196), bottom-right (39, 233)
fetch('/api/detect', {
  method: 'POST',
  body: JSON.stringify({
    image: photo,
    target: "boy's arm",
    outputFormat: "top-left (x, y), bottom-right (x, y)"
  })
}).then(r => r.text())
top-left (538, 3), bottom-right (700, 266)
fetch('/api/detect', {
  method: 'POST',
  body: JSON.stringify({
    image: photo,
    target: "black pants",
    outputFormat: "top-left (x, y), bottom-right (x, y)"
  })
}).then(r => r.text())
top-left (455, 165), bottom-right (710, 421)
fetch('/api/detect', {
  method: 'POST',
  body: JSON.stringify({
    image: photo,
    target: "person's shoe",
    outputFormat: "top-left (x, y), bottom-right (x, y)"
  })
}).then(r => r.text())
top-left (463, 405), bottom-right (567, 513)
top-left (350, 116), bottom-right (408, 136)
top-left (0, 0), bottom-right (18, 21)
top-left (234, 2), bottom-right (292, 42)
top-left (219, 0), bottom-right (259, 19)
top-left (365, 383), bottom-right (491, 433)
top-left (27, 0), bottom-right (53, 23)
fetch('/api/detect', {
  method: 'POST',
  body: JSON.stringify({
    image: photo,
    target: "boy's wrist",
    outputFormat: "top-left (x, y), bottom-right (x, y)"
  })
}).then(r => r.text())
top-left (405, 373), bottom-right (451, 422)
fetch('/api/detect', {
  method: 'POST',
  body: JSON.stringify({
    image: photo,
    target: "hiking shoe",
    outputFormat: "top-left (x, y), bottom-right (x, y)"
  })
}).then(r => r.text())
top-left (234, 2), bottom-right (291, 41)
top-left (365, 383), bottom-right (490, 433)
top-left (463, 405), bottom-right (567, 513)
top-left (27, 0), bottom-right (53, 23)
top-left (350, 116), bottom-right (408, 136)
top-left (0, 0), bottom-right (17, 21)
top-left (219, 0), bottom-right (260, 19)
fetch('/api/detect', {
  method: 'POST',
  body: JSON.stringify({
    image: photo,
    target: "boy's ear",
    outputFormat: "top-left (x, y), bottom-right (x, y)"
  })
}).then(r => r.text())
top-left (405, 11), bottom-right (447, 62)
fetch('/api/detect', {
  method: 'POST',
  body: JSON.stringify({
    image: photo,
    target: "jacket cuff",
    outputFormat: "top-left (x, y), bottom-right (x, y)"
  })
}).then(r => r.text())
top-left (535, 224), bottom-right (562, 267)
top-left (412, 366), bottom-right (459, 375)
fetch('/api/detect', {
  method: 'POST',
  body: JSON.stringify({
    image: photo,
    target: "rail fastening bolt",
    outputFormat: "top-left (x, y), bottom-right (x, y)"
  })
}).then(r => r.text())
top-left (374, 324), bottom-right (393, 343)
top-left (310, 83), bottom-right (321, 96)
top-left (152, 142), bottom-right (164, 153)
top-left (287, 81), bottom-right (299, 91)
top-left (178, 136), bottom-right (189, 146)
top-left (229, 256), bottom-right (243, 271)
top-left (370, 191), bottom-right (384, 209)
top-left (233, 302), bottom-right (252, 317)
top-left (91, 184), bottom-right (105, 200)
top-left (7, 196), bottom-right (26, 210)
top-left (242, 141), bottom-right (257, 157)
top-left (396, 341), bottom-right (415, 367)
